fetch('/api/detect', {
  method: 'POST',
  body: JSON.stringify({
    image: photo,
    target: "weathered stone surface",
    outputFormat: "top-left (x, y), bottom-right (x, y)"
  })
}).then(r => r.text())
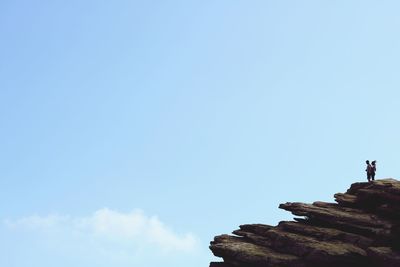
top-left (279, 201), bottom-right (393, 239)
top-left (209, 179), bottom-right (400, 267)
top-left (367, 247), bottom-right (400, 267)
top-left (345, 179), bottom-right (400, 212)
top-left (277, 221), bottom-right (373, 248)
top-left (238, 224), bottom-right (274, 235)
top-left (210, 235), bottom-right (305, 267)
top-left (334, 192), bottom-right (358, 206)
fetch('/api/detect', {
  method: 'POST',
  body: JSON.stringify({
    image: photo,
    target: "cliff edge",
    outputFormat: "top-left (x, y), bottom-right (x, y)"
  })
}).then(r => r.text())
top-left (209, 179), bottom-right (400, 267)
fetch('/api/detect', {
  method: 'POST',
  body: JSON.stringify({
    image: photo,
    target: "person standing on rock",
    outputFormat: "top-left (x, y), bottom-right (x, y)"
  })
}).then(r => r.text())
top-left (366, 160), bottom-right (372, 182)
top-left (371, 160), bottom-right (377, 181)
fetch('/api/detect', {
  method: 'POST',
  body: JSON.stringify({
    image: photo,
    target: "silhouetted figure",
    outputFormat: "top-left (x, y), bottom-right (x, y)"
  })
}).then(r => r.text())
top-left (365, 160), bottom-right (377, 182)
top-left (366, 160), bottom-right (372, 182)
top-left (371, 160), bottom-right (377, 181)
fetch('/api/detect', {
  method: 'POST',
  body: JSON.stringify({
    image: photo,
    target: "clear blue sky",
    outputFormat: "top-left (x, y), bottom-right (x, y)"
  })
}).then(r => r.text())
top-left (1, 1), bottom-right (400, 267)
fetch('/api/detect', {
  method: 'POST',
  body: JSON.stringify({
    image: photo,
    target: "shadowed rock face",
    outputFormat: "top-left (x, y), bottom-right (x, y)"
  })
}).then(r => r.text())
top-left (209, 179), bottom-right (400, 267)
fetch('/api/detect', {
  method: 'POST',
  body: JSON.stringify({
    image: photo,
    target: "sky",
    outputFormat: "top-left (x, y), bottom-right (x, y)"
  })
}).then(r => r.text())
top-left (1, 1), bottom-right (400, 267)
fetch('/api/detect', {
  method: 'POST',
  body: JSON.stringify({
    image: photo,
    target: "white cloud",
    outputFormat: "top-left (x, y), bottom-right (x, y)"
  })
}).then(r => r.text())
top-left (3, 208), bottom-right (198, 253)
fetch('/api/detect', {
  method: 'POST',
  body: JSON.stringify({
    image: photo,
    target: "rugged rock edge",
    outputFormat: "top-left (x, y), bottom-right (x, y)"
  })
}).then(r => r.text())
top-left (209, 179), bottom-right (400, 267)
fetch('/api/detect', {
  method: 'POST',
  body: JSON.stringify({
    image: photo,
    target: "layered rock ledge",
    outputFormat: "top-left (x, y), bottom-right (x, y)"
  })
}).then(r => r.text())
top-left (209, 179), bottom-right (400, 267)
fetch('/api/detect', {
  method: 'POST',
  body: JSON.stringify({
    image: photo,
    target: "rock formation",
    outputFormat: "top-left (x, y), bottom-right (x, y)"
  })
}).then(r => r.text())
top-left (209, 179), bottom-right (400, 267)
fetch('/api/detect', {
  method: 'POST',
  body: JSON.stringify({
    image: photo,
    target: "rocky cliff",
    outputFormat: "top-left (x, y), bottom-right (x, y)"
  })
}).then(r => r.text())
top-left (209, 179), bottom-right (400, 267)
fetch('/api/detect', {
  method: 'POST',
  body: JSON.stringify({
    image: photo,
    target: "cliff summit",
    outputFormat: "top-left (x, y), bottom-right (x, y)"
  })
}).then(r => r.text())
top-left (209, 179), bottom-right (400, 267)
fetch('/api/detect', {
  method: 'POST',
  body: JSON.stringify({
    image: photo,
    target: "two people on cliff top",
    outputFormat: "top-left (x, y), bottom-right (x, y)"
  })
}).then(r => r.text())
top-left (365, 160), bottom-right (377, 182)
